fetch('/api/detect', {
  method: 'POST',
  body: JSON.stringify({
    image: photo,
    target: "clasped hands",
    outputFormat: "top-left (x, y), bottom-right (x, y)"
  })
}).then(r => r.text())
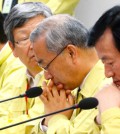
top-left (40, 80), bottom-right (75, 126)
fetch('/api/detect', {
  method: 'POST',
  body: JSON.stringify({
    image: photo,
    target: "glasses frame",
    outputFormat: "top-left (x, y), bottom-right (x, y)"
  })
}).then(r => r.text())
top-left (14, 37), bottom-right (29, 46)
top-left (39, 47), bottom-right (67, 70)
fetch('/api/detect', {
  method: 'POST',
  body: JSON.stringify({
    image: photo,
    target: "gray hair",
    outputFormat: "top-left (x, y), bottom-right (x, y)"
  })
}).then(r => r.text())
top-left (4, 2), bottom-right (52, 45)
top-left (30, 14), bottom-right (89, 53)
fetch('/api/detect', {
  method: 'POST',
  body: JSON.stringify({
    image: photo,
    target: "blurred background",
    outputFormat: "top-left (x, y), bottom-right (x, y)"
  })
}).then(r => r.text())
top-left (75, 0), bottom-right (120, 29)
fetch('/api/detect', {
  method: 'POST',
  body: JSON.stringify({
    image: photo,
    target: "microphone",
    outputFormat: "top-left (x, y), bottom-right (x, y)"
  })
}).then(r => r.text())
top-left (0, 87), bottom-right (43, 103)
top-left (0, 97), bottom-right (98, 130)
top-left (25, 87), bottom-right (43, 98)
top-left (76, 97), bottom-right (98, 109)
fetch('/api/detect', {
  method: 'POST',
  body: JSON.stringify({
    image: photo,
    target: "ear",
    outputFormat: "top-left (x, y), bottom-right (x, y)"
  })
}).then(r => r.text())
top-left (66, 45), bottom-right (77, 63)
top-left (9, 41), bottom-right (18, 57)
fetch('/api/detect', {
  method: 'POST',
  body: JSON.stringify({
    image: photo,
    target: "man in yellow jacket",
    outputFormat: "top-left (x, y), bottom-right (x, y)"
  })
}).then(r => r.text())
top-left (0, 2), bottom-right (52, 134)
top-left (0, 11), bottom-right (27, 119)
top-left (88, 5), bottom-right (120, 134)
top-left (0, 11), bottom-right (28, 133)
top-left (30, 14), bottom-right (112, 133)
top-left (0, 0), bottom-right (80, 15)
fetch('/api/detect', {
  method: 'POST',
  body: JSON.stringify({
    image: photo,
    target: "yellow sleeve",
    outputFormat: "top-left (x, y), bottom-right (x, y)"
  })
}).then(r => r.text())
top-left (47, 110), bottom-right (99, 134)
top-left (100, 107), bottom-right (120, 134)
top-left (30, 122), bottom-right (45, 134)
top-left (0, 59), bottom-right (27, 118)
top-left (31, 109), bottom-right (99, 134)
top-left (0, 91), bottom-right (45, 134)
top-left (46, 0), bottom-right (80, 15)
top-left (0, 44), bottom-right (45, 133)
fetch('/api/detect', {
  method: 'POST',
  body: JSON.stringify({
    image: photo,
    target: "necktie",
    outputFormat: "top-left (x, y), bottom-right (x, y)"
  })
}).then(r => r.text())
top-left (75, 88), bottom-right (84, 115)
top-left (71, 88), bottom-right (83, 120)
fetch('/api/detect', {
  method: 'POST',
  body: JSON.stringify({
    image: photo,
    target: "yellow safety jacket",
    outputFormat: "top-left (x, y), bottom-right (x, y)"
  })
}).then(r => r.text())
top-left (0, 43), bottom-right (45, 134)
top-left (31, 61), bottom-right (112, 134)
top-left (0, 0), bottom-right (80, 15)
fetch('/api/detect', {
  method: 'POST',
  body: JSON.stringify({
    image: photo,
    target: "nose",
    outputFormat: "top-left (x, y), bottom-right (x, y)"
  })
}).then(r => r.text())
top-left (104, 64), bottom-right (114, 78)
top-left (44, 70), bottom-right (53, 80)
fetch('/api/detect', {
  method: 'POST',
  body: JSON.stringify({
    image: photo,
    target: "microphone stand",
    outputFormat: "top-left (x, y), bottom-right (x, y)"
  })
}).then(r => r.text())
top-left (0, 94), bottom-right (25, 103)
top-left (0, 87), bottom-right (42, 103)
top-left (0, 97), bottom-right (98, 130)
top-left (0, 104), bottom-right (79, 130)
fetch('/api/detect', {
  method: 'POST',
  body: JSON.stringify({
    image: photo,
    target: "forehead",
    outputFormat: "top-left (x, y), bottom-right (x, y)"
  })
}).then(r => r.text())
top-left (33, 36), bottom-right (56, 60)
top-left (13, 15), bottom-right (45, 37)
top-left (95, 28), bottom-right (119, 60)
top-left (33, 36), bottom-right (49, 55)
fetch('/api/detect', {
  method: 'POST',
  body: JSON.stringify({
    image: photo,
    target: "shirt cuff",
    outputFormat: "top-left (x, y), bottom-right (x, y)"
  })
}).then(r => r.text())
top-left (40, 118), bottom-right (48, 132)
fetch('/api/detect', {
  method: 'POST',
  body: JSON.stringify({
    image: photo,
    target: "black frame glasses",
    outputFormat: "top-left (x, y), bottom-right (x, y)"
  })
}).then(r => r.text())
top-left (38, 47), bottom-right (66, 70)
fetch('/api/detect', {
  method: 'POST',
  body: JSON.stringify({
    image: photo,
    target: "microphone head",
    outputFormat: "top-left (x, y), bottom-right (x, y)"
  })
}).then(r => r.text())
top-left (26, 87), bottom-right (43, 98)
top-left (77, 97), bottom-right (98, 110)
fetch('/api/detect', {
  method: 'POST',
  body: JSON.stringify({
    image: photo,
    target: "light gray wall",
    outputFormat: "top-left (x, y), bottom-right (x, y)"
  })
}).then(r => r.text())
top-left (75, 0), bottom-right (120, 29)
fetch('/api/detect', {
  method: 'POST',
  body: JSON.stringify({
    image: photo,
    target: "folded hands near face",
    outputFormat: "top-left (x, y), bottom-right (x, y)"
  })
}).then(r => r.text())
top-left (40, 80), bottom-right (75, 126)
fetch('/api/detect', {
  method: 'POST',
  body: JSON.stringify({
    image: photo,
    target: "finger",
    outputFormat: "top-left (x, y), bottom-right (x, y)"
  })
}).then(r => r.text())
top-left (46, 88), bottom-right (53, 100)
top-left (42, 90), bottom-right (47, 98)
top-left (67, 94), bottom-right (75, 105)
top-left (59, 89), bottom-right (66, 99)
top-left (40, 94), bottom-right (48, 104)
top-left (47, 80), bottom-right (54, 88)
top-left (42, 81), bottom-right (47, 89)
top-left (42, 81), bottom-right (51, 92)
top-left (52, 86), bottom-right (60, 97)
top-left (42, 86), bottom-right (48, 96)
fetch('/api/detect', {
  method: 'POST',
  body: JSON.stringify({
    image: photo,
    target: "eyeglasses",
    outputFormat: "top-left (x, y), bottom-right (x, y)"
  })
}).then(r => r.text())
top-left (38, 47), bottom-right (66, 70)
top-left (14, 37), bottom-right (29, 47)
